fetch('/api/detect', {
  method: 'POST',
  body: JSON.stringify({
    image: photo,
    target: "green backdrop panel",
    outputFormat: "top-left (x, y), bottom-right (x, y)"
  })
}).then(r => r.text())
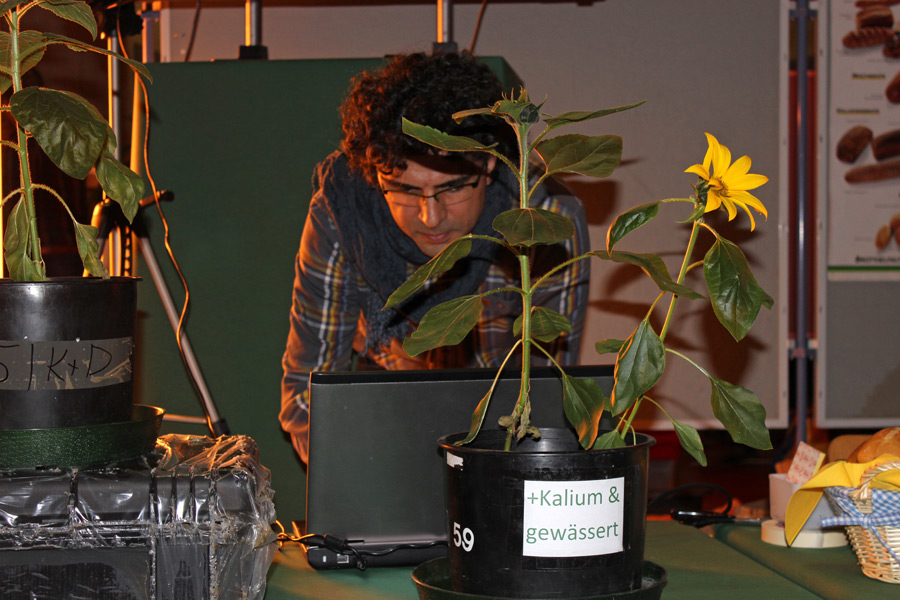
top-left (133, 57), bottom-right (520, 523)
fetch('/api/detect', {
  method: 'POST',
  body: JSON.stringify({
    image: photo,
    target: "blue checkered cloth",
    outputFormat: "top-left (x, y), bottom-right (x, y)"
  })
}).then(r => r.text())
top-left (823, 486), bottom-right (900, 566)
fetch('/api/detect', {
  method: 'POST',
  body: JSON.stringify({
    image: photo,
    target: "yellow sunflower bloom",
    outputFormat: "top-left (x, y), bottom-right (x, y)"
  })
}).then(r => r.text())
top-left (685, 132), bottom-right (769, 230)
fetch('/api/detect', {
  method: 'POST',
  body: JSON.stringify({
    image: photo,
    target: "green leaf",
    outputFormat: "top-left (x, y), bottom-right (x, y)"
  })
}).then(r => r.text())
top-left (0, 31), bottom-right (45, 95)
top-left (384, 237), bottom-right (473, 308)
top-left (709, 377), bottom-right (772, 450)
top-left (3, 195), bottom-right (45, 281)
top-left (672, 420), bottom-right (707, 466)
top-left (402, 118), bottom-right (498, 153)
top-left (456, 386), bottom-right (495, 446)
top-left (591, 250), bottom-right (703, 299)
top-left (38, 0), bottom-right (98, 39)
top-left (530, 306), bottom-right (571, 342)
top-left (602, 394), bottom-right (615, 414)
top-left (402, 295), bottom-right (484, 357)
top-left (704, 238), bottom-right (774, 341)
top-left (543, 101), bottom-right (646, 129)
top-left (513, 306), bottom-right (571, 342)
top-left (562, 375), bottom-right (607, 449)
top-left (0, 0), bottom-right (21, 18)
top-left (455, 94), bottom-right (542, 125)
top-left (535, 134), bottom-right (622, 178)
top-left (493, 208), bottom-right (575, 247)
top-left (679, 201), bottom-right (706, 224)
top-left (73, 221), bottom-right (108, 277)
top-left (11, 87), bottom-right (107, 179)
top-left (611, 319), bottom-right (665, 415)
top-left (95, 151), bottom-right (143, 221)
top-left (41, 33), bottom-right (152, 82)
top-left (489, 96), bottom-right (541, 123)
top-left (595, 338), bottom-right (625, 355)
top-left (592, 430), bottom-right (626, 450)
top-left (451, 107), bottom-right (494, 122)
top-left (607, 201), bottom-right (660, 252)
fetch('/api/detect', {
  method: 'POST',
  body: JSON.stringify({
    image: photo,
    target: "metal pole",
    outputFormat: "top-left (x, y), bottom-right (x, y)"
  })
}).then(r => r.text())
top-left (141, 11), bottom-right (159, 64)
top-left (135, 229), bottom-right (229, 435)
top-left (245, 0), bottom-right (262, 47)
top-left (239, 0), bottom-right (267, 59)
top-left (437, 0), bottom-right (452, 44)
top-left (107, 33), bottom-right (120, 162)
top-left (103, 33), bottom-right (125, 277)
top-left (794, 0), bottom-right (811, 447)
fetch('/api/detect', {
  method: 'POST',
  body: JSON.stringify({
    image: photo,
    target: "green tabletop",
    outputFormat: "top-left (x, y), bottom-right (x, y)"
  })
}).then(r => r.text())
top-left (713, 522), bottom-right (895, 599)
top-left (264, 521), bottom-right (823, 599)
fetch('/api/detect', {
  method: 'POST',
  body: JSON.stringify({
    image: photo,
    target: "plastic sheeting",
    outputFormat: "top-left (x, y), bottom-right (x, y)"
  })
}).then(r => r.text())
top-left (0, 434), bottom-right (277, 599)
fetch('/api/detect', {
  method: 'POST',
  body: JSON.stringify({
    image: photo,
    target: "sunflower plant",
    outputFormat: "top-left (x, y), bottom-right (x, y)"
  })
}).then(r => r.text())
top-left (384, 91), bottom-right (773, 464)
top-left (0, 0), bottom-right (150, 281)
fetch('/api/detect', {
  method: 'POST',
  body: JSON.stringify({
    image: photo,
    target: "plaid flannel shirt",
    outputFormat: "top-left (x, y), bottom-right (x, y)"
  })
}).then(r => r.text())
top-left (280, 175), bottom-right (590, 462)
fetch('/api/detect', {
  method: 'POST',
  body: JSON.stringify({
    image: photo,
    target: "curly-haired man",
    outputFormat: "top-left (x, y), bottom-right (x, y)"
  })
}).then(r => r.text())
top-left (280, 52), bottom-right (590, 462)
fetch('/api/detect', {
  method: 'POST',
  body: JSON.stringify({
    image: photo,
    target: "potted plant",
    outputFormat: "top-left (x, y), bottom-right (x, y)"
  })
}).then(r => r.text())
top-left (0, 1), bottom-right (150, 440)
top-left (387, 91), bottom-right (773, 598)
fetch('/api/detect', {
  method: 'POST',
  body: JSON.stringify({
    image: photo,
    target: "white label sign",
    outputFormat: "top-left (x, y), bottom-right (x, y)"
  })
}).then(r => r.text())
top-left (522, 478), bottom-right (624, 557)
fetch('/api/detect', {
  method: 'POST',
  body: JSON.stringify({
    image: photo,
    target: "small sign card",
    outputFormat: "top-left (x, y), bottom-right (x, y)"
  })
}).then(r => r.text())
top-left (522, 478), bottom-right (624, 558)
top-left (786, 441), bottom-right (825, 484)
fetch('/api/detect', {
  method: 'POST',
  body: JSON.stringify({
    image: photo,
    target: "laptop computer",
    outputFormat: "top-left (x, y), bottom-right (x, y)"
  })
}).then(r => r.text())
top-left (302, 365), bottom-right (614, 569)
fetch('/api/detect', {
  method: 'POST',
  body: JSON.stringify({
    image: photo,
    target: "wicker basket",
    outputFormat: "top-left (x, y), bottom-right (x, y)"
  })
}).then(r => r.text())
top-left (824, 460), bottom-right (900, 584)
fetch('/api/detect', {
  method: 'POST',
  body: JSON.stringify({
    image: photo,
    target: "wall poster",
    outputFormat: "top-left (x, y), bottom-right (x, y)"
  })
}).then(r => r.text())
top-left (826, 0), bottom-right (900, 278)
top-left (818, 0), bottom-right (900, 427)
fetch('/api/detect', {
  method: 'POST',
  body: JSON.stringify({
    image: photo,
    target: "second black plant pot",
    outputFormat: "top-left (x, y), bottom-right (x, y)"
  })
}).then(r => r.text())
top-left (439, 428), bottom-right (655, 599)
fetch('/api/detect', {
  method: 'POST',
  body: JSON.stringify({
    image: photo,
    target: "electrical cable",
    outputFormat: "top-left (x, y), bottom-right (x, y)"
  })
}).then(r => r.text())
top-left (647, 482), bottom-right (734, 514)
top-left (183, 0), bottom-right (204, 62)
top-left (277, 531), bottom-right (368, 570)
top-left (274, 521), bottom-right (447, 571)
top-left (357, 540), bottom-right (447, 557)
top-left (116, 24), bottom-right (223, 434)
top-left (646, 482), bottom-right (749, 527)
top-left (467, 0), bottom-right (490, 55)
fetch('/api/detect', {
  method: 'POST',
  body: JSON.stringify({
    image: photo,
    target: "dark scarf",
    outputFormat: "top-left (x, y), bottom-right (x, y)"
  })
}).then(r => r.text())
top-left (314, 152), bottom-right (513, 350)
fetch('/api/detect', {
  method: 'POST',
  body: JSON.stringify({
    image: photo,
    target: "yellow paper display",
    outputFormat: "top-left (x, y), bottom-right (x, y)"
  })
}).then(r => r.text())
top-left (784, 454), bottom-right (900, 546)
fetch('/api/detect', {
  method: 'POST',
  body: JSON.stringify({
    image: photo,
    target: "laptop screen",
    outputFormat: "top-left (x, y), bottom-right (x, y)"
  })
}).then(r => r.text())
top-left (304, 365), bottom-right (614, 567)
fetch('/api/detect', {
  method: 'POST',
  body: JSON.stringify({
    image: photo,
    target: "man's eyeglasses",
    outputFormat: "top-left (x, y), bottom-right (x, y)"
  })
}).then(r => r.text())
top-left (380, 175), bottom-right (482, 208)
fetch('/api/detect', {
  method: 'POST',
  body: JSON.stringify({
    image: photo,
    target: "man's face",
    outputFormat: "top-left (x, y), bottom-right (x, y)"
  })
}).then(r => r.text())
top-left (378, 155), bottom-right (496, 257)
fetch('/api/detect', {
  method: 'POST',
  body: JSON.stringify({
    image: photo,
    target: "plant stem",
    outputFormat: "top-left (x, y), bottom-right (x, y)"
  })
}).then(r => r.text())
top-left (619, 398), bottom-right (640, 437)
top-left (658, 218), bottom-right (701, 342)
top-left (506, 120), bottom-right (534, 451)
top-left (666, 347), bottom-right (710, 378)
top-left (9, 8), bottom-right (43, 276)
top-left (516, 122), bottom-right (530, 211)
top-left (619, 211), bottom-right (702, 440)
top-left (508, 253), bottom-right (533, 450)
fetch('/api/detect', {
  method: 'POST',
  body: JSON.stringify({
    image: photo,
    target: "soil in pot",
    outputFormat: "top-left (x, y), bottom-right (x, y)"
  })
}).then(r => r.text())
top-left (440, 428), bottom-right (655, 599)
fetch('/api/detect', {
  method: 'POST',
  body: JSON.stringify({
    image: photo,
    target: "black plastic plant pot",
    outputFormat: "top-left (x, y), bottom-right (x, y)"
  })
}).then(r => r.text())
top-left (0, 277), bottom-right (138, 430)
top-left (439, 428), bottom-right (655, 599)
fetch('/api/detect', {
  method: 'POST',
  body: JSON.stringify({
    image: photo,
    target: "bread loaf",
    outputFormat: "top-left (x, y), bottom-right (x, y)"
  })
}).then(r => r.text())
top-left (836, 125), bottom-right (873, 163)
top-left (856, 0), bottom-right (900, 6)
top-left (857, 5), bottom-right (894, 28)
top-left (872, 128), bottom-right (900, 160)
top-left (876, 224), bottom-right (892, 249)
top-left (845, 159), bottom-right (900, 182)
top-left (843, 26), bottom-right (894, 48)
top-left (887, 69), bottom-right (900, 102)
top-left (890, 212), bottom-right (900, 230)
top-left (884, 33), bottom-right (900, 58)
top-left (848, 427), bottom-right (900, 462)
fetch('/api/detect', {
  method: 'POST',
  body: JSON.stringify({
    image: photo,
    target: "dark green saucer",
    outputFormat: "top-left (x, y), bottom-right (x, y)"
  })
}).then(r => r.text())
top-left (0, 404), bottom-right (164, 470)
